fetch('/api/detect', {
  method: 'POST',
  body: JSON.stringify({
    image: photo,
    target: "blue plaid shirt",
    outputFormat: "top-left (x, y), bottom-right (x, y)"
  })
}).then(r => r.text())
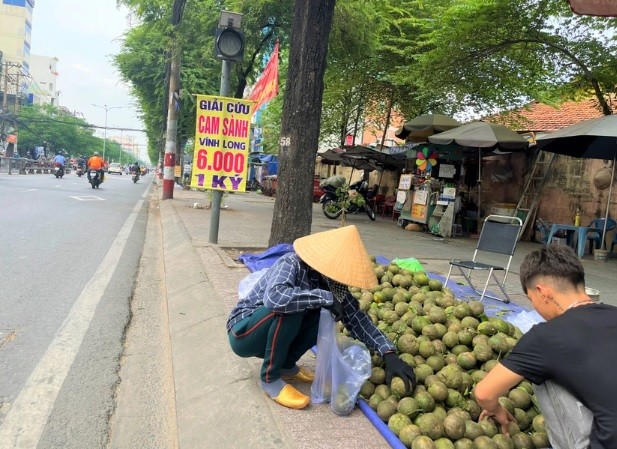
top-left (227, 252), bottom-right (395, 355)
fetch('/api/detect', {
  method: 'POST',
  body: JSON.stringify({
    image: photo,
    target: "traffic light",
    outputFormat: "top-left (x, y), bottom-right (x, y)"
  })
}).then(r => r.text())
top-left (214, 26), bottom-right (245, 61)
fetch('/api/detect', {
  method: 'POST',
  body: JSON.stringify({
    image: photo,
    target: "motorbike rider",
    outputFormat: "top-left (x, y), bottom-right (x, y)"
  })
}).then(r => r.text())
top-left (53, 152), bottom-right (66, 175)
top-left (53, 152), bottom-right (66, 167)
top-left (131, 161), bottom-right (140, 176)
top-left (77, 155), bottom-right (86, 169)
top-left (87, 151), bottom-right (105, 182)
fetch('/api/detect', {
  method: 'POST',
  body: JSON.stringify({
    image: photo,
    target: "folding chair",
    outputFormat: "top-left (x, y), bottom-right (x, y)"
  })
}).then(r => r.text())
top-left (445, 215), bottom-right (523, 303)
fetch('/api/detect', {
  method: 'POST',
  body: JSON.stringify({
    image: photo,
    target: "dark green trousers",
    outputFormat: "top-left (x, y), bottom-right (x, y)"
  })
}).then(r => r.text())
top-left (228, 306), bottom-right (320, 383)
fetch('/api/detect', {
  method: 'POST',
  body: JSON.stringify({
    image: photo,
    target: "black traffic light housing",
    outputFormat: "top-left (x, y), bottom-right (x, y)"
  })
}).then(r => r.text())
top-left (214, 27), bottom-right (245, 61)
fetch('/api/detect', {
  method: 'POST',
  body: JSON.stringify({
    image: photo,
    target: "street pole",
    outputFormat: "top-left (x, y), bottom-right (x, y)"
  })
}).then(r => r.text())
top-left (162, 0), bottom-right (186, 200)
top-left (119, 128), bottom-right (123, 166)
top-left (162, 46), bottom-right (179, 200)
top-left (13, 71), bottom-right (20, 156)
top-left (93, 104), bottom-right (122, 162)
top-left (209, 59), bottom-right (231, 243)
top-left (103, 108), bottom-right (108, 161)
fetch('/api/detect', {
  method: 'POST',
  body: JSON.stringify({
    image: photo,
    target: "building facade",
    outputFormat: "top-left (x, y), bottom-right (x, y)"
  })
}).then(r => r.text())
top-left (0, 0), bottom-right (34, 73)
top-left (27, 54), bottom-right (59, 105)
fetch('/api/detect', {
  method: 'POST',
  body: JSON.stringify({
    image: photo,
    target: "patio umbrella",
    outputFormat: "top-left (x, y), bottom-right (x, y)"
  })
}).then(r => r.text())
top-left (428, 121), bottom-right (529, 219)
top-left (395, 113), bottom-right (462, 141)
top-left (344, 145), bottom-right (406, 171)
top-left (536, 115), bottom-right (617, 249)
top-left (317, 149), bottom-right (345, 165)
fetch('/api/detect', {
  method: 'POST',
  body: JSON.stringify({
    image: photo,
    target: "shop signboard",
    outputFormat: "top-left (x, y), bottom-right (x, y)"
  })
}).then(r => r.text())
top-left (411, 203), bottom-right (428, 221)
top-left (410, 188), bottom-right (430, 223)
top-left (439, 164), bottom-right (456, 179)
top-left (191, 95), bottom-right (253, 192)
top-left (398, 174), bottom-right (413, 190)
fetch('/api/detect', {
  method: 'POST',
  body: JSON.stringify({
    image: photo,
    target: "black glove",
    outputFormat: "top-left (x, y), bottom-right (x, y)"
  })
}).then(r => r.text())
top-left (325, 296), bottom-right (344, 322)
top-left (384, 352), bottom-right (417, 394)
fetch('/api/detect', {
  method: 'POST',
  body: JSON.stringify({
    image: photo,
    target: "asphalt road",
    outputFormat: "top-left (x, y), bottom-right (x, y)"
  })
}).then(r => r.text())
top-left (0, 172), bottom-right (153, 448)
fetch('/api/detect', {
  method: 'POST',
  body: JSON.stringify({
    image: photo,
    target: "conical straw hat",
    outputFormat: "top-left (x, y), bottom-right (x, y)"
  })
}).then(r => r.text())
top-left (293, 225), bottom-right (377, 290)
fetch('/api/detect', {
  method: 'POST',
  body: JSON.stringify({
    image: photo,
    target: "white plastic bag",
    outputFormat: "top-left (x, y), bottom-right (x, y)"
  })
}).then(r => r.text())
top-left (506, 310), bottom-right (545, 334)
top-left (237, 268), bottom-right (269, 299)
top-left (311, 309), bottom-right (372, 416)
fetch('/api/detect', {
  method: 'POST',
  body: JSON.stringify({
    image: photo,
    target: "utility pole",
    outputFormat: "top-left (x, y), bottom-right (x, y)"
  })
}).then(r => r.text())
top-left (1, 61), bottom-right (22, 156)
top-left (162, 0), bottom-right (187, 200)
top-left (92, 104), bottom-right (123, 161)
top-left (2, 62), bottom-right (8, 110)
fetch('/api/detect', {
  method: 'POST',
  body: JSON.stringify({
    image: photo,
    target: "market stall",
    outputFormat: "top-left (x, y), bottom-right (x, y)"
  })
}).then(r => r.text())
top-left (396, 144), bottom-right (464, 237)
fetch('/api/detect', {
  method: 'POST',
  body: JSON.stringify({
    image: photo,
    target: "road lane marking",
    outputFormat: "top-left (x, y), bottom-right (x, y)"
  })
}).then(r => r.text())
top-left (0, 198), bottom-right (145, 449)
top-left (70, 196), bottom-right (105, 201)
top-left (25, 189), bottom-right (38, 192)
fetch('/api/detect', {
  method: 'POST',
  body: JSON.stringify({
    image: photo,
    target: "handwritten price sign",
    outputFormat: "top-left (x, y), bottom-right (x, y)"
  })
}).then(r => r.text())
top-left (191, 95), bottom-right (254, 191)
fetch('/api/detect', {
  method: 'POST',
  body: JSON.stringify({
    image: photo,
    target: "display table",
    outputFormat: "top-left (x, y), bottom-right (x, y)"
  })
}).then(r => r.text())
top-left (546, 224), bottom-right (601, 258)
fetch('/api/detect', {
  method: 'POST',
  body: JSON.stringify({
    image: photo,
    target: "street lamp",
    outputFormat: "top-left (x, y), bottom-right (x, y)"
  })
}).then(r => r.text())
top-left (92, 104), bottom-right (123, 161)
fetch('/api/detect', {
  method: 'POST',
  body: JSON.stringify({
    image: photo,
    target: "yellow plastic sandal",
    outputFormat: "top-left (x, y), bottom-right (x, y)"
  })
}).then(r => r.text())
top-left (270, 384), bottom-right (310, 409)
top-left (282, 366), bottom-right (315, 383)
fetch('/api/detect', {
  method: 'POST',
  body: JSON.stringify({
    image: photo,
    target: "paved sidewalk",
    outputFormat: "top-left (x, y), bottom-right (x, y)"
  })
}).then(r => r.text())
top-left (157, 182), bottom-right (616, 449)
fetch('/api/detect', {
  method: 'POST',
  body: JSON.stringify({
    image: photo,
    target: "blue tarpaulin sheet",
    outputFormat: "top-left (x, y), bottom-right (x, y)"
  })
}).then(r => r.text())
top-left (238, 243), bottom-right (294, 272)
top-left (237, 249), bottom-right (541, 449)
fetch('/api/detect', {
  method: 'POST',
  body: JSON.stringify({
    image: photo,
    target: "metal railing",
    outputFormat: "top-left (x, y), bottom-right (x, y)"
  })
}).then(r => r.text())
top-left (0, 157), bottom-right (71, 175)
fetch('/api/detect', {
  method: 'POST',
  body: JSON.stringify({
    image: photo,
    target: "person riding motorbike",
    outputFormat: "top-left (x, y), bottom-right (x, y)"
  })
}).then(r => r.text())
top-left (53, 153), bottom-right (66, 176)
top-left (131, 161), bottom-right (140, 174)
top-left (54, 153), bottom-right (66, 167)
top-left (76, 155), bottom-right (86, 176)
top-left (130, 162), bottom-right (140, 181)
top-left (87, 151), bottom-right (105, 182)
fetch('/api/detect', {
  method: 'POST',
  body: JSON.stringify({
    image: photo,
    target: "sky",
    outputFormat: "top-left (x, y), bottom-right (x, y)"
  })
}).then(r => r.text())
top-left (29, 0), bottom-right (150, 163)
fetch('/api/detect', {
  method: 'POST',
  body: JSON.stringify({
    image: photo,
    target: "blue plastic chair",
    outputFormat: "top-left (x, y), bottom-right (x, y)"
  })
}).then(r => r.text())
top-left (586, 218), bottom-right (616, 254)
top-left (610, 232), bottom-right (617, 259)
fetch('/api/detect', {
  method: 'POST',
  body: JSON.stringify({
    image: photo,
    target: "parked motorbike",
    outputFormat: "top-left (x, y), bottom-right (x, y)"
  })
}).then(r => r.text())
top-left (54, 163), bottom-right (65, 179)
top-left (320, 179), bottom-right (376, 221)
top-left (88, 169), bottom-right (102, 189)
top-left (132, 171), bottom-right (140, 183)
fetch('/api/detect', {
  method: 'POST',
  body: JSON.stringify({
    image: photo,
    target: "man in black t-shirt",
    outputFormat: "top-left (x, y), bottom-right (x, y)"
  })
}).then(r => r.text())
top-left (474, 245), bottom-right (617, 449)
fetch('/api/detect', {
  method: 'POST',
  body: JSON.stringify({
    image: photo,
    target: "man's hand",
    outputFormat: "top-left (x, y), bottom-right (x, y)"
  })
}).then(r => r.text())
top-left (324, 297), bottom-right (344, 322)
top-left (479, 406), bottom-right (516, 436)
top-left (384, 352), bottom-right (416, 394)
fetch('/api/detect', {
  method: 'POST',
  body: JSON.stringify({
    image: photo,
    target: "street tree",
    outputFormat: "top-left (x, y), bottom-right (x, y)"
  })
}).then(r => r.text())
top-left (268, 0), bottom-right (337, 246)
top-left (418, 0), bottom-right (617, 116)
top-left (319, 0), bottom-right (386, 148)
top-left (116, 0), bottom-right (293, 164)
top-left (14, 104), bottom-right (99, 156)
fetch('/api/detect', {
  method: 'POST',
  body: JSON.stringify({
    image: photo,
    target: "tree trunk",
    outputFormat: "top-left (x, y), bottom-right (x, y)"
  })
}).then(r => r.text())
top-left (268, 0), bottom-right (336, 246)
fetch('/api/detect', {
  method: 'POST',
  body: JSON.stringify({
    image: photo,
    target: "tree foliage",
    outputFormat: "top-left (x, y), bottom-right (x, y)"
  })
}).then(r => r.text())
top-left (418, 0), bottom-right (617, 116)
top-left (11, 104), bottom-right (103, 157)
top-left (113, 0), bottom-right (617, 243)
top-left (11, 104), bottom-right (141, 162)
top-left (115, 0), bottom-right (293, 163)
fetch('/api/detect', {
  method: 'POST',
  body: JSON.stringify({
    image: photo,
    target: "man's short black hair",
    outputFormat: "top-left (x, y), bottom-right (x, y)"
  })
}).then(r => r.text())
top-left (519, 245), bottom-right (585, 294)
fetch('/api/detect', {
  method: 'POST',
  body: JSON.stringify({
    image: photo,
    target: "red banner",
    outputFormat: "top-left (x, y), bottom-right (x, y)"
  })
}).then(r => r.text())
top-left (567, 0), bottom-right (617, 16)
top-left (248, 41), bottom-right (279, 114)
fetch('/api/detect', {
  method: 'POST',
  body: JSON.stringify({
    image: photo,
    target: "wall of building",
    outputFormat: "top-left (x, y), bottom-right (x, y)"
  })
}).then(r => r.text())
top-left (479, 151), bottom-right (616, 246)
top-left (28, 54), bottom-right (59, 105)
top-left (0, 0), bottom-right (34, 71)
